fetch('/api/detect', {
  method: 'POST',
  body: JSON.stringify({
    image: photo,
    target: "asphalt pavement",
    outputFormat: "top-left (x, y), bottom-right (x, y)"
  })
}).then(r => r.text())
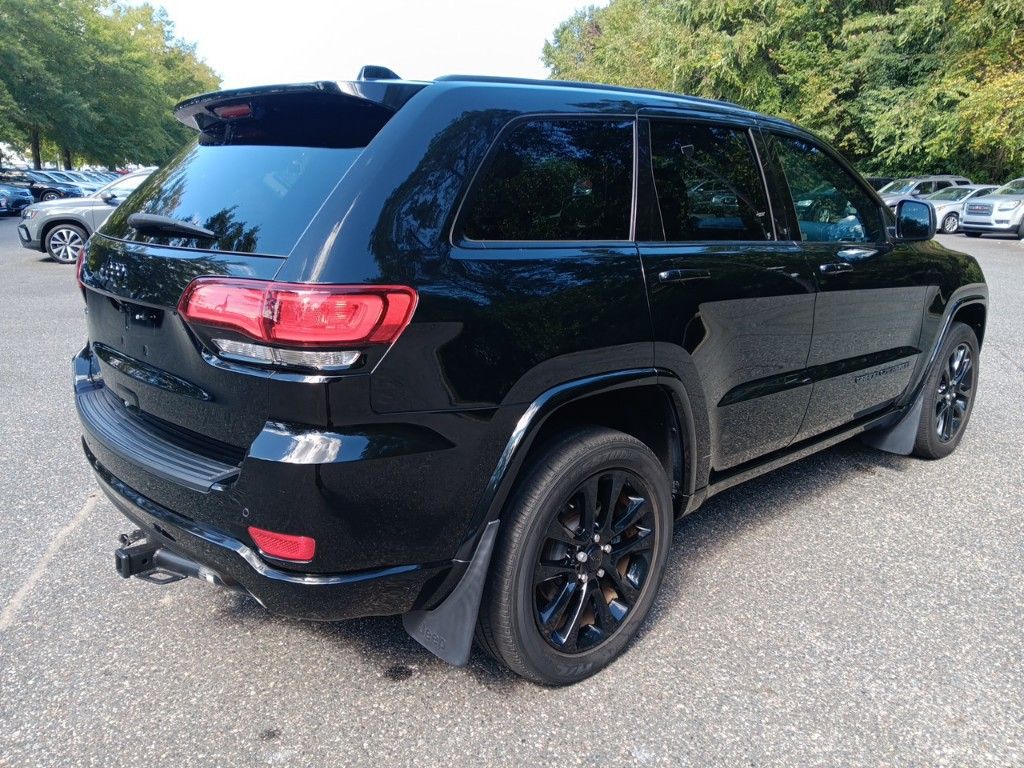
top-left (0, 218), bottom-right (1021, 767)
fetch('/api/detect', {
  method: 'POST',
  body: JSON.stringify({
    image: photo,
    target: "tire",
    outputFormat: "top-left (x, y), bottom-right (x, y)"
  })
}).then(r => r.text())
top-left (964, 231), bottom-right (982, 238)
top-left (913, 321), bottom-right (979, 459)
top-left (1017, 219), bottom-right (1024, 240)
top-left (941, 213), bottom-right (959, 234)
top-left (44, 223), bottom-right (87, 264)
top-left (41, 191), bottom-right (60, 201)
top-left (476, 426), bottom-right (673, 685)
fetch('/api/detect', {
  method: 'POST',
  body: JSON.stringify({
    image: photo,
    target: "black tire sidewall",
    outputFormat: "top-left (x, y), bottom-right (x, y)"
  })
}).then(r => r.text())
top-left (496, 430), bottom-right (672, 685)
top-left (915, 322), bottom-right (979, 459)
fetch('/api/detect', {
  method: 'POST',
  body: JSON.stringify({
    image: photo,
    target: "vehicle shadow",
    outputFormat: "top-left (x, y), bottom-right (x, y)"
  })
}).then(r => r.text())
top-left (215, 437), bottom-right (915, 690)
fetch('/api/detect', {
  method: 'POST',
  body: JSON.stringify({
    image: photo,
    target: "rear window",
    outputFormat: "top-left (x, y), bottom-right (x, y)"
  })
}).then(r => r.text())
top-left (102, 144), bottom-right (362, 256)
top-left (102, 92), bottom-right (389, 256)
top-left (459, 118), bottom-right (634, 242)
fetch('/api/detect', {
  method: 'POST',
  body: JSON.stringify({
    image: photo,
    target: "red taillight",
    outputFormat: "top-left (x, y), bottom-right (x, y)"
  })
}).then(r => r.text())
top-left (248, 526), bottom-right (316, 562)
top-left (213, 103), bottom-right (252, 119)
top-left (177, 279), bottom-right (418, 347)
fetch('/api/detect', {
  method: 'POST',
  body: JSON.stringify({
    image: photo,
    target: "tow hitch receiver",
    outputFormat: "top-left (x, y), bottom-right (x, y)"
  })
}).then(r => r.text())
top-left (115, 531), bottom-right (186, 585)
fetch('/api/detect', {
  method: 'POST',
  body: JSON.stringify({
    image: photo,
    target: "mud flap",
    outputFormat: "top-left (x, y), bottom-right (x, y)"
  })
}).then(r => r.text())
top-left (403, 520), bottom-right (499, 666)
top-left (862, 394), bottom-right (924, 455)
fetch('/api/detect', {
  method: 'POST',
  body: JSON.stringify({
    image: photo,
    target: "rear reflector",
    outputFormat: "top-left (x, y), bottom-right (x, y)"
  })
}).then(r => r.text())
top-left (213, 338), bottom-right (360, 370)
top-left (248, 526), bottom-right (316, 562)
top-left (178, 279), bottom-right (418, 347)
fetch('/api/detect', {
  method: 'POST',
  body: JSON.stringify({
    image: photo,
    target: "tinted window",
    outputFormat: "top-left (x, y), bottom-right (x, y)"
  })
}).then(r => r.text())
top-left (102, 143), bottom-right (362, 256)
top-left (643, 120), bottom-right (769, 241)
top-left (461, 119), bottom-right (633, 241)
top-left (772, 134), bottom-right (883, 243)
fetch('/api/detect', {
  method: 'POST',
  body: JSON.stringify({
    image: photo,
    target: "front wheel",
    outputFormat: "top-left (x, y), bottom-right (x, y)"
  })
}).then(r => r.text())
top-left (45, 223), bottom-right (87, 264)
top-left (41, 191), bottom-right (60, 201)
top-left (941, 213), bottom-right (959, 234)
top-left (476, 427), bottom-right (673, 685)
top-left (913, 322), bottom-right (979, 459)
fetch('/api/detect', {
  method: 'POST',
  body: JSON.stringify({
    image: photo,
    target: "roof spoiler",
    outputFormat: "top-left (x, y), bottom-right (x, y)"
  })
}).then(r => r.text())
top-left (173, 78), bottom-right (427, 130)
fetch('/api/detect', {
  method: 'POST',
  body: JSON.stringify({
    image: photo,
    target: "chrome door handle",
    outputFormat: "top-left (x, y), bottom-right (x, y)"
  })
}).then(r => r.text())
top-left (657, 268), bottom-right (711, 284)
top-left (820, 261), bottom-right (854, 274)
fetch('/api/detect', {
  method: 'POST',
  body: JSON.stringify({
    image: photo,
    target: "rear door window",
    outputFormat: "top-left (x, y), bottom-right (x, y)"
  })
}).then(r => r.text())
top-left (459, 118), bottom-right (633, 242)
top-left (641, 119), bottom-right (771, 242)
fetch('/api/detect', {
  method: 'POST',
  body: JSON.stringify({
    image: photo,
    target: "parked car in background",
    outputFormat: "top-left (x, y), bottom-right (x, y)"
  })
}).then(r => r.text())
top-left (0, 182), bottom-right (35, 216)
top-left (17, 169), bottom-right (152, 262)
top-left (960, 178), bottom-right (1024, 239)
top-left (44, 170), bottom-right (103, 194)
top-left (926, 184), bottom-right (998, 234)
top-left (0, 169), bottom-right (84, 201)
top-left (865, 176), bottom-right (894, 190)
top-left (73, 73), bottom-right (987, 685)
top-left (879, 175), bottom-right (972, 210)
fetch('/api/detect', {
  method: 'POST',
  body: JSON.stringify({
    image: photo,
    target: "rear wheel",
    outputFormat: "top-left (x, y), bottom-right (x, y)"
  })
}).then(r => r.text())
top-left (41, 191), bottom-right (60, 201)
top-left (45, 223), bottom-right (87, 264)
top-left (477, 427), bottom-right (673, 685)
top-left (913, 322), bottom-right (979, 459)
top-left (941, 212), bottom-right (959, 234)
top-left (1017, 219), bottom-right (1024, 240)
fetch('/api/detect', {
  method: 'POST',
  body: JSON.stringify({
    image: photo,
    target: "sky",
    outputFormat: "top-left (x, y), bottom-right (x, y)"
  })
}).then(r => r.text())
top-left (144, 0), bottom-right (605, 89)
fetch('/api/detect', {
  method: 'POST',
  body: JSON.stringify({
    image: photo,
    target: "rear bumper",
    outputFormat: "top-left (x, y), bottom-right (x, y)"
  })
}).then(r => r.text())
top-left (87, 442), bottom-right (446, 620)
top-left (73, 344), bottom-right (465, 620)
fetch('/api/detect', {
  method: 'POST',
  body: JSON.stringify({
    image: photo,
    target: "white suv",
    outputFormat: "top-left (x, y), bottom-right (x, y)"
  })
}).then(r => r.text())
top-left (960, 178), bottom-right (1024, 239)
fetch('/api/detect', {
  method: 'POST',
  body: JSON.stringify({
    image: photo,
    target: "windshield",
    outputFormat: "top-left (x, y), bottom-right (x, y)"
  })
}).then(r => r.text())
top-left (879, 178), bottom-right (916, 194)
top-left (928, 187), bottom-right (972, 201)
top-left (994, 179), bottom-right (1024, 196)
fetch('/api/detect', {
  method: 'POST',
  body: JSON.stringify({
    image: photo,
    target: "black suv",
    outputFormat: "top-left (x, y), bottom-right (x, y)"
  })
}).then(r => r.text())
top-left (74, 73), bottom-right (987, 685)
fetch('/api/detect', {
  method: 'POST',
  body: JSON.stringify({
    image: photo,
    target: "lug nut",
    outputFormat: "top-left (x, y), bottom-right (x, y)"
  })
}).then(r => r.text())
top-left (575, 551), bottom-right (589, 563)
top-left (596, 568), bottom-right (605, 577)
top-left (601, 544), bottom-right (612, 553)
top-left (593, 533), bottom-right (601, 543)
top-left (579, 573), bottom-right (589, 583)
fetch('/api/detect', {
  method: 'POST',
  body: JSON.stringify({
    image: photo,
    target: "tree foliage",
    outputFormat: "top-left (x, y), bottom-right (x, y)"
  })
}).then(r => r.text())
top-left (543, 0), bottom-right (1024, 181)
top-left (0, 0), bottom-right (219, 168)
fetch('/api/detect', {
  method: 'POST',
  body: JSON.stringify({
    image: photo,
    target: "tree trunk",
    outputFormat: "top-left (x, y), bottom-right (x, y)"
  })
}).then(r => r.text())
top-left (30, 127), bottom-right (41, 169)
top-left (62, 147), bottom-right (73, 170)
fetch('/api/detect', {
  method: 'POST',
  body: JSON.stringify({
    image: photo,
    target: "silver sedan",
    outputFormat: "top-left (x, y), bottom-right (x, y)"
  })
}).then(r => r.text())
top-left (926, 184), bottom-right (998, 234)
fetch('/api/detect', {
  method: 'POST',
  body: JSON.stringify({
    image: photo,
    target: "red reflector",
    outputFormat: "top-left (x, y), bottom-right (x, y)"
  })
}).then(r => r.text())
top-left (213, 103), bottom-right (252, 119)
top-left (248, 526), bottom-right (316, 562)
top-left (178, 279), bottom-right (417, 347)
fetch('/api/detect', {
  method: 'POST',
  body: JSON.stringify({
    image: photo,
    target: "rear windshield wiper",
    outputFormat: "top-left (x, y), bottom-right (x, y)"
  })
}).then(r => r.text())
top-left (128, 213), bottom-right (215, 240)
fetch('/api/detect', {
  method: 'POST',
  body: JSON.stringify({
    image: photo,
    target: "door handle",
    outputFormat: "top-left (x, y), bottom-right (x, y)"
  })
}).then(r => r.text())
top-left (657, 268), bottom-right (711, 284)
top-left (819, 261), bottom-right (854, 274)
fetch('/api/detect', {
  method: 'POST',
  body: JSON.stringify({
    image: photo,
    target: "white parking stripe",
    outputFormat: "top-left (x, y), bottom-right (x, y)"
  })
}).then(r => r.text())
top-left (0, 492), bottom-right (100, 632)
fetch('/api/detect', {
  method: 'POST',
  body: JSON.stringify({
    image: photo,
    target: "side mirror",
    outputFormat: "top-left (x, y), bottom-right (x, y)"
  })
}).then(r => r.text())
top-left (894, 199), bottom-right (935, 241)
top-left (100, 191), bottom-right (118, 204)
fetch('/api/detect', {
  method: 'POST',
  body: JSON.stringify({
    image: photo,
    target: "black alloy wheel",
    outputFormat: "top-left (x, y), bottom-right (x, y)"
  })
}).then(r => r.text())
top-left (913, 321), bottom-right (979, 459)
top-left (935, 342), bottom-right (973, 443)
top-left (476, 426), bottom-right (672, 685)
top-left (533, 469), bottom-right (656, 653)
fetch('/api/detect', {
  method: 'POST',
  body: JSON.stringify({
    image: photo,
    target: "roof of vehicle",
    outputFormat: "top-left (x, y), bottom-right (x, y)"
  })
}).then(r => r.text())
top-left (174, 72), bottom-right (798, 132)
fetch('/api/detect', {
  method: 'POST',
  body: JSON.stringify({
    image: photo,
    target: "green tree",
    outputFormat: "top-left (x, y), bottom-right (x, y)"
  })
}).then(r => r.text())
top-left (543, 0), bottom-right (1024, 181)
top-left (0, 0), bottom-right (218, 169)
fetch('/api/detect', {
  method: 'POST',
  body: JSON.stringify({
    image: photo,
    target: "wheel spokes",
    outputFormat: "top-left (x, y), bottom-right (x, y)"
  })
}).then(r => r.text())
top-left (538, 580), bottom-right (578, 635)
top-left (609, 527), bottom-right (654, 560)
